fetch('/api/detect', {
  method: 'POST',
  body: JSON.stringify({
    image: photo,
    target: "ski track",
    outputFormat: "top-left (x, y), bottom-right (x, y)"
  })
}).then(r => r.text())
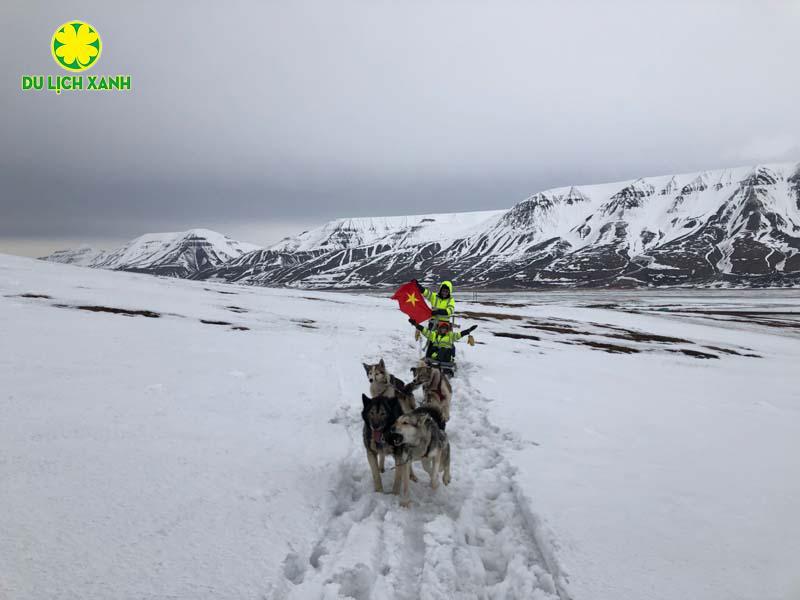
top-left (271, 332), bottom-right (568, 600)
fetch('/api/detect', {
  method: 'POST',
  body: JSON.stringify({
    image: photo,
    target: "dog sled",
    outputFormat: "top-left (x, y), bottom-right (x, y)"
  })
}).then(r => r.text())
top-left (417, 315), bottom-right (466, 377)
top-left (395, 280), bottom-right (477, 378)
top-left (423, 357), bottom-right (456, 377)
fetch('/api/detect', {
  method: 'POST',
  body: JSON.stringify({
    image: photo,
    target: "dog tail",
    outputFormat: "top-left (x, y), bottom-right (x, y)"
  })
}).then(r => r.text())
top-left (416, 405), bottom-right (446, 431)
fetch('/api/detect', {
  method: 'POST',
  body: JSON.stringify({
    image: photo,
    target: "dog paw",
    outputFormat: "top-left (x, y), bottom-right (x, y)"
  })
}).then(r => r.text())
top-left (374, 484), bottom-right (384, 493)
top-left (443, 474), bottom-right (451, 486)
top-left (409, 472), bottom-right (418, 482)
top-left (400, 499), bottom-right (412, 508)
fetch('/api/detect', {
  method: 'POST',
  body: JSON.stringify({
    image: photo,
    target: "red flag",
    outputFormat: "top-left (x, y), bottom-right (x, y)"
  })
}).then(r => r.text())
top-left (392, 281), bottom-right (432, 323)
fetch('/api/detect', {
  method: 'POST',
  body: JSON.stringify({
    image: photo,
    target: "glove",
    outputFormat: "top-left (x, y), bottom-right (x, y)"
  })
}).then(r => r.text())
top-left (413, 280), bottom-right (424, 293)
top-left (408, 318), bottom-right (418, 326)
top-left (464, 325), bottom-right (477, 335)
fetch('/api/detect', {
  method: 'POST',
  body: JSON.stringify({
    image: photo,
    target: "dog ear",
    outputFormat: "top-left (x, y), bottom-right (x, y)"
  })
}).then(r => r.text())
top-left (363, 363), bottom-right (370, 374)
top-left (410, 367), bottom-right (418, 377)
top-left (362, 393), bottom-right (370, 408)
top-left (425, 408), bottom-right (445, 431)
top-left (378, 358), bottom-right (385, 370)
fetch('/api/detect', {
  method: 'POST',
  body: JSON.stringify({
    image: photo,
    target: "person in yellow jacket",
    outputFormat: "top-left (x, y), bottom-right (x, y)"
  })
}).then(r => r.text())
top-left (408, 318), bottom-right (477, 364)
top-left (412, 279), bottom-right (455, 323)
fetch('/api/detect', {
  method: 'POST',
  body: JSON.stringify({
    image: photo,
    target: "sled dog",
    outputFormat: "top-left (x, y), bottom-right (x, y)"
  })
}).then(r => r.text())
top-left (361, 394), bottom-right (404, 493)
top-left (408, 363), bottom-right (452, 423)
top-left (390, 406), bottom-right (451, 507)
top-left (363, 358), bottom-right (416, 414)
top-left (361, 394), bottom-right (417, 491)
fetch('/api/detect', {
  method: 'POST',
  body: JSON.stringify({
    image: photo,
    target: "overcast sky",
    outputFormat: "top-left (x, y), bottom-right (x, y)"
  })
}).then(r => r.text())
top-left (2, 0), bottom-right (799, 256)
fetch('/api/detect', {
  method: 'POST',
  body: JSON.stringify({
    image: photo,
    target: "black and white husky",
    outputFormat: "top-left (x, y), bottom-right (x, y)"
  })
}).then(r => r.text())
top-left (361, 394), bottom-right (404, 494)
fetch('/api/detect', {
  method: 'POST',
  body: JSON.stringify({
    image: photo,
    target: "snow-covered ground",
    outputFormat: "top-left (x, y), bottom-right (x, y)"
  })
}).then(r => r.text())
top-left (1, 254), bottom-right (798, 600)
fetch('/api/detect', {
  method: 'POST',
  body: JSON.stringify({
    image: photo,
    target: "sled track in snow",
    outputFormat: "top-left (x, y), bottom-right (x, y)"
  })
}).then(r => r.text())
top-left (270, 333), bottom-right (570, 600)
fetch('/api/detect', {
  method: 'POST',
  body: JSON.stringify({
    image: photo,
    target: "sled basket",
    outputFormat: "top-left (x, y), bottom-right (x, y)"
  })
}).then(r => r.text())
top-left (424, 357), bottom-right (456, 377)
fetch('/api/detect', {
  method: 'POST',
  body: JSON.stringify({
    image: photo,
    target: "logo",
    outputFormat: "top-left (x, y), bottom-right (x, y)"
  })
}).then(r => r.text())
top-left (22, 20), bottom-right (130, 94)
top-left (52, 21), bottom-right (102, 72)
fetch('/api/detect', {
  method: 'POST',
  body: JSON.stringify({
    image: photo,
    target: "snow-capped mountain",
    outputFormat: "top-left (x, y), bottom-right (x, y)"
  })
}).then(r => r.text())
top-left (197, 162), bottom-right (800, 288)
top-left (201, 211), bottom-right (504, 287)
top-left (42, 229), bottom-right (260, 278)
top-left (42, 162), bottom-right (800, 288)
top-left (41, 245), bottom-right (108, 267)
top-left (270, 211), bottom-right (504, 253)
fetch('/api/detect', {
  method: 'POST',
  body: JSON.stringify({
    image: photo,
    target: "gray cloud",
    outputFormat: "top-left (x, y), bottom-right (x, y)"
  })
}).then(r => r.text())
top-left (2, 0), bottom-right (799, 254)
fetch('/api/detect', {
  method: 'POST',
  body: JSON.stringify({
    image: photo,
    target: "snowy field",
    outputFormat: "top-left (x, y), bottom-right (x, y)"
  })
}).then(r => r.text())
top-left (1, 254), bottom-right (798, 600)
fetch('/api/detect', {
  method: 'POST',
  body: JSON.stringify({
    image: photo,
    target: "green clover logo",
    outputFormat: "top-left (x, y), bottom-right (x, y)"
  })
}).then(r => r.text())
top-left (52, 21), bottom-right (101, 72)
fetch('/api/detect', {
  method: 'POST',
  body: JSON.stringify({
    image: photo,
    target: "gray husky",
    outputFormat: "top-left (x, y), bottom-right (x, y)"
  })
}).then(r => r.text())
top-left (390, 406), bottom-right (451, 507)
top-left (363, 359), bottom-right (416, 414)
top-left (407, 363), bottom-right (452, 423)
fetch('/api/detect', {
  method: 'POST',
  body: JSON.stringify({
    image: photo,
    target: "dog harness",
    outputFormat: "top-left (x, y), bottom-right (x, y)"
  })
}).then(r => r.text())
top-left (428, 377), bottom-right (447, 404)
top-left (394, 416), bottom-right (439, 467)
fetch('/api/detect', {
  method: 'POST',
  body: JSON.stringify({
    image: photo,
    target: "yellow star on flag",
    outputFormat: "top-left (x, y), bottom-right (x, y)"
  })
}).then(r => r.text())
top-left (406, 292), bottom-right (419, 307)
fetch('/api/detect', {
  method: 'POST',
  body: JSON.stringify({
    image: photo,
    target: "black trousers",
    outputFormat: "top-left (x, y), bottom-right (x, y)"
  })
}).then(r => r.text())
top-left (425, 344), bottom-right (454, 363)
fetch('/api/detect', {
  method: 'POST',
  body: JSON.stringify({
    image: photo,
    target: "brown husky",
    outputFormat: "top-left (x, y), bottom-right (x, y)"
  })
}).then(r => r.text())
top-left (408, 363), bottom-right (452, 423)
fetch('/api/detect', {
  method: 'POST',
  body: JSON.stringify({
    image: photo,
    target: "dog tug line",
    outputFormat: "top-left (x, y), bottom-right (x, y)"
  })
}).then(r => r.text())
top-left (362, 280), bottom-right (480, 507)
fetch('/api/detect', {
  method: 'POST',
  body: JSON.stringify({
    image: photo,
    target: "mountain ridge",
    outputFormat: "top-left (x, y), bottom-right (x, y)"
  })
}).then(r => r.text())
top-left (43, 162), bottom-right (800, 288)
top-left (42, 229), bottom-right (260, 278)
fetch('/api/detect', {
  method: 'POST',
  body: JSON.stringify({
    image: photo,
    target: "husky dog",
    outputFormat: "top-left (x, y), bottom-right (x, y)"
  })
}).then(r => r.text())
top-left (407, 363), bottom-right (452, 423)
top-left (363, 359), bottom-right (416, 414)
top-left (361, 394), bottom-right (403, 493)
top-left (390, 406), bottom-right (451, 507)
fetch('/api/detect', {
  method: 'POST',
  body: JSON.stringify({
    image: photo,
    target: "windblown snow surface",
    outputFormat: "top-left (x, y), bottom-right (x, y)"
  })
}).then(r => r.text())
top-left (1, 254), bottom-right (798, 600)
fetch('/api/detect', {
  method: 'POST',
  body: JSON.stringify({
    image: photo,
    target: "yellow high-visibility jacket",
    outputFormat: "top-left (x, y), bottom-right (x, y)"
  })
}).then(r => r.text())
top-left (419, 327), bottom-right (464, 349)
top-left (422, 281), bottom-right (455, 321)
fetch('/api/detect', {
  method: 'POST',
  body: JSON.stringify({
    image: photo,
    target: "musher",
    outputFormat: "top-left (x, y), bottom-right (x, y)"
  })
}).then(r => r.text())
top-left (412, 279), bottom-right (455, 327)
top-left (408, 318), bottom-right (477, 365)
